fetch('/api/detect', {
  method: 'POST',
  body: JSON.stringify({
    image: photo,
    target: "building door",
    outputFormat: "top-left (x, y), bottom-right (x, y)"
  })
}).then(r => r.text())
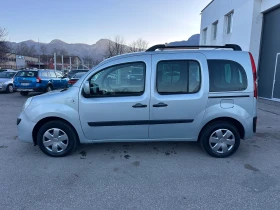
top-left (258, 6), bottom-right (280, 99)
top-left (272, 54), bottom-right (280, 99)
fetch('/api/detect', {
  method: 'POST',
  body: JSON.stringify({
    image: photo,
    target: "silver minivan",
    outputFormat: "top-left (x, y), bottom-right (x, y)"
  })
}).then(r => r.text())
top-left (17, 44), bottom-right (258, 158)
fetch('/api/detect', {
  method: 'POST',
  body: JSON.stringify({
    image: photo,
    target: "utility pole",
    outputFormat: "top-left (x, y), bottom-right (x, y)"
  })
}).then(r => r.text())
top-left (70, 56), bottom-right (72, 70)
top-left (38, 38), bottom-right (41, 69)
top-left (54, 53), bottom-right (57, 70)
top-left (61, 55), bottom-right (64, 71)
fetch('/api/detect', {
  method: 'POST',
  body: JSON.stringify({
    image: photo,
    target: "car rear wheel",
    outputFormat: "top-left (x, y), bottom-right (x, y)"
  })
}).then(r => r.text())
top-left (46, 85), bottom-right (53, 92)
top-left (199, 122), bottom-right (240, 158)
top-left (37, 120), bottom-right (78, 157)
top-left (20, 91), bottom-right (29, 96)
top-left (6, 85), bottom-right (14, 93)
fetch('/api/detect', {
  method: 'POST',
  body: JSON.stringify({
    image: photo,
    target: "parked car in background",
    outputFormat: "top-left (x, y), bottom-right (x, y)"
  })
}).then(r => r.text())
top-left (67, 69), bottom-right (89, 78)
top-left (0, 69), bottom-right (15, 72)
top-left (14, 69), bottom-right (69, 96)
top-left (68, 72), bottom-right (86, 87)
top-left (0, 70), bottom-right (17, 93)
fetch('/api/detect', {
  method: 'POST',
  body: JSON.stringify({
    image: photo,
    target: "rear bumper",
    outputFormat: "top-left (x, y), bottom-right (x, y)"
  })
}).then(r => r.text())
top-left (15, 86), bottom-right (45, 92)
top-left (253, 117), bottom-right (257, 133)
top-left (243, 116), bottom-right (257, 139)
top-left (17, 111), bottom-right (36, 143)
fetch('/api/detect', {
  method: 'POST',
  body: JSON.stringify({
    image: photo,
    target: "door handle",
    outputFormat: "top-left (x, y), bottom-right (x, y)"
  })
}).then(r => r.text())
top-left (153, 102), bottom-right (168, 108)
top-left (132, 103), bottom-right (147, 108)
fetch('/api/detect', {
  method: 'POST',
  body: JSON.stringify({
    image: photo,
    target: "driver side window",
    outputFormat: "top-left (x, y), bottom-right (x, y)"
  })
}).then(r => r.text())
top-left (88, 62), bottom-right (146, 97)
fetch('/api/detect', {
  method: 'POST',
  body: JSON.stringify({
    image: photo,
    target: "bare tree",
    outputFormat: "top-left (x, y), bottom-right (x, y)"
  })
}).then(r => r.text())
top-left (15, 43), bottom-right (37, 57)
top-left (40, 45), bottom-right (47, 55)
top-left (129, 38), bottom-right (149, 52)
top-left (105, 36), bottom-right (127, 58)
top-left (15, 43), bottom-right (30, 56)
top-left (59, 48), bottom-right (68, 56)
top-left (52, 48), bottom-right (68, 56)
top-left (29, 45), bottom-right (38, 57)
top-left (83, 55), bottom-right (94, 68)
top-left (0, 27), bottom-right (10, 61)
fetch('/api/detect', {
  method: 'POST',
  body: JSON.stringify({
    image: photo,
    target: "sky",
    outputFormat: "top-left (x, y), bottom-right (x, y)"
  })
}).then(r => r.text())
top-left (1, 0), bottom-right (211, 46)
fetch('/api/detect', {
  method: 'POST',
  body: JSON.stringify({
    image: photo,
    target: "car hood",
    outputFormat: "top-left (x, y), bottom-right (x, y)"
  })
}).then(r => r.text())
top-left (27, 87), bottom-right (80, 112)
top-left (0, 78), bottom-right (12, 83)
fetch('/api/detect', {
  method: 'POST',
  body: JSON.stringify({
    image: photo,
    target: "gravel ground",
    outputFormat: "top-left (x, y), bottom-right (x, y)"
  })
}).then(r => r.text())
top-left (1, 92), bottom-right (280, 210)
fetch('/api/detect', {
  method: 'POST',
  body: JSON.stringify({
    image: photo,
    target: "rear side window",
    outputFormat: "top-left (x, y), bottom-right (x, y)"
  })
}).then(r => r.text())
top-left (208, 60), bottom-right (248, 92)
top-left (48, 71), bottom-right (57, 78)
top-left (41, 71), bottom-right (48, 77)
top-left (16, 71), bottom-right (38, 77)
top-left (156, 60), bottom-right (201, 94)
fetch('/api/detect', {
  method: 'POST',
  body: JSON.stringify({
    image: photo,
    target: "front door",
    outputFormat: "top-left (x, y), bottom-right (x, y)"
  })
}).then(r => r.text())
top-left (149, 53), bottom-right (208, 140)
top-left (79, 55), bottom-right (151, 140)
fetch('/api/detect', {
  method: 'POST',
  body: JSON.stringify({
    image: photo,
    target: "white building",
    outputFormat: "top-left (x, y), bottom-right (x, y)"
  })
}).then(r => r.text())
top-left (200, 0), bottom-right (280, 100)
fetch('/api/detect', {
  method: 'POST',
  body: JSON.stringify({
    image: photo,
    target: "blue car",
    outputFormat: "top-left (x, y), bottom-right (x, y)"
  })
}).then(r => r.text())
top-left (14, 70), bottom-right (69, 96)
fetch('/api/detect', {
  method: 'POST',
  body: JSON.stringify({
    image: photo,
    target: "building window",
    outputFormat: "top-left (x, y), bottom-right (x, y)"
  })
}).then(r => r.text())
top-left (202, 28), bottom-right (207, 45)
top-left (212, 21), bottom-right (218, 40)
top-left (226, 11), bottom-right (234, 34)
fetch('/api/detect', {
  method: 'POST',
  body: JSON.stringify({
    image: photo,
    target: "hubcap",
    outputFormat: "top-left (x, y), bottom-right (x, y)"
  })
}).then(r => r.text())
top-left (209, 129), bottom-right (235, 154)
top-left (47, 87), bottom-right (52, 92)
top-left (9, 86), bottom-right (13, 92)
top-left (43, 128), bottom-right (69, 153)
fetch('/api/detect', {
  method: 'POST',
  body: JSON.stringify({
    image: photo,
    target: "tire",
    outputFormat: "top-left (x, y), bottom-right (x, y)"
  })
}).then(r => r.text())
top-left (46, 85), bottom-right (53, 92)
top-left (37, 120), bottom-right (78, 157)
top-left (20, 91), bottom-right (29, 96)
top-left (199, 121), bottom-right (240, 158)
top-left (6, 84), bottom-right (14, 93)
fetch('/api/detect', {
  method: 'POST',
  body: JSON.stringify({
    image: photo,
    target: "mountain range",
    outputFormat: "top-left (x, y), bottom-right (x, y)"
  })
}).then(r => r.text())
top-left (7, 34), bottom-right (200, 62)
top-left (168, 34), bottom-right (200, 46)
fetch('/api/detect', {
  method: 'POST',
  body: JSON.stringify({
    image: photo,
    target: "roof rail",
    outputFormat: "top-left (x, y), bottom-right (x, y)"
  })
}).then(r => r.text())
top-left (146, 44), bottom-right (242, 52)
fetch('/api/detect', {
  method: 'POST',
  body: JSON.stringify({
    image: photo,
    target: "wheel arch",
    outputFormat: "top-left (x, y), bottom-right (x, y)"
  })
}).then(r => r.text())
top-left (198, 117), bottom-right (245, 141)
top-left (32, 116), bottom-right (80, 146)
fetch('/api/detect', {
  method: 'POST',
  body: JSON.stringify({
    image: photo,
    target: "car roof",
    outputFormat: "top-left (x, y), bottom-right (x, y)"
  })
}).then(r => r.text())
top-left (97, 49), bottom-right (249, 66)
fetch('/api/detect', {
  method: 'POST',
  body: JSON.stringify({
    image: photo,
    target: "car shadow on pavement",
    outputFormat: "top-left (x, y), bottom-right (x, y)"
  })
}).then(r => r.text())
top-left (72, 141), bottom-right (204, 160)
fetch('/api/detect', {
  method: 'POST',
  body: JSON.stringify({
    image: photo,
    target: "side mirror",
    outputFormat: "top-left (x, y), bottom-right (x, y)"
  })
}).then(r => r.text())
top-left (83, 81), bottom-right (91, 95)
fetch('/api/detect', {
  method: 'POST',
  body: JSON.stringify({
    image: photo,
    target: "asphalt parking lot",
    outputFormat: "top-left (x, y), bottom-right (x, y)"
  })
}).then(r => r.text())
top-left (1, 92), bottom-right (280, 210)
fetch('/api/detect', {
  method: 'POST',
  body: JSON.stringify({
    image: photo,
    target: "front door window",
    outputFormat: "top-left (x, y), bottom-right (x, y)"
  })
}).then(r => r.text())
top-left (88, 62), bottom-right (145, 97)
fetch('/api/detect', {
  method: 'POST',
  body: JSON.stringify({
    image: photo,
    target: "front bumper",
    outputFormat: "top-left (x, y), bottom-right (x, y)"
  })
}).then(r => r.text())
top-left (17, 111), bottom-right (36, 143)
top-left (0, 84), bottom-right (8, 92)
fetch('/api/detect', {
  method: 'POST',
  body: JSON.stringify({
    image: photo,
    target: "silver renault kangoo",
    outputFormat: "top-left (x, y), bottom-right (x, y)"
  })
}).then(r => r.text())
top-left (17, 44), bottom-right (258, 158)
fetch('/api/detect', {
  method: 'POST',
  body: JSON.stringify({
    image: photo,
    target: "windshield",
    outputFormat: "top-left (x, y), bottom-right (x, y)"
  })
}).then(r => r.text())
top-left (0, 72), bottom-right (16, 78)
top-left (16, 71), bottom-right (38, 77)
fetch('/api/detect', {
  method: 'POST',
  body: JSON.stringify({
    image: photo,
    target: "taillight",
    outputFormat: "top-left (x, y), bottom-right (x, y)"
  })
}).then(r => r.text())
top-left (36, 77), bottom-right (41, 83)
top-left (249, 52), bottom-right (258, 98)
top-left (68, 80), bottom-right (76, 84)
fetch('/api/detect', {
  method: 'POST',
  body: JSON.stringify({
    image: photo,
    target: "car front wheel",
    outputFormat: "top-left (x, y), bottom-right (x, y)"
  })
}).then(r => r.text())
top-left (200, 122), bottom-right (240, 158)
top-left (37, 120), bottom-right (78, 157)
top-left (6, 84), bottom-right (14, 93)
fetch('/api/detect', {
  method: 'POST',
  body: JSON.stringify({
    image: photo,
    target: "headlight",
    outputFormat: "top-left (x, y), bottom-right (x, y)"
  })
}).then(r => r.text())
top-left (22, 97), bottom-right (33, 110)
